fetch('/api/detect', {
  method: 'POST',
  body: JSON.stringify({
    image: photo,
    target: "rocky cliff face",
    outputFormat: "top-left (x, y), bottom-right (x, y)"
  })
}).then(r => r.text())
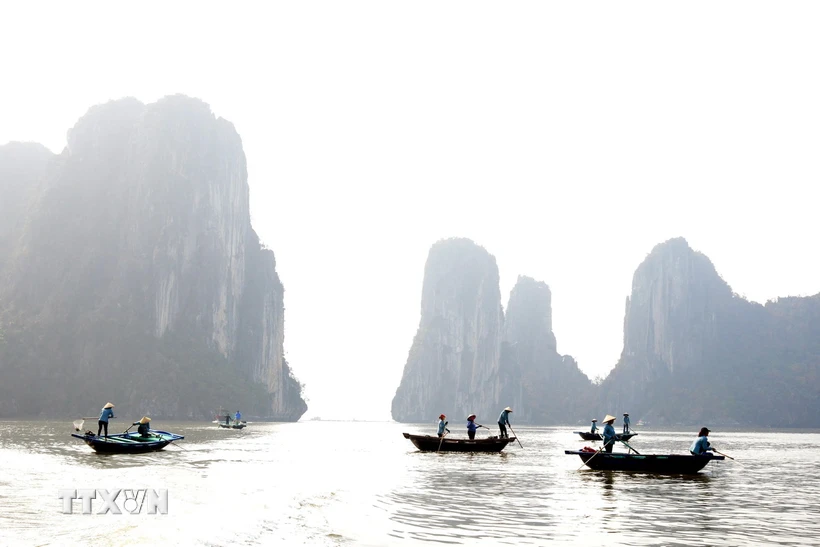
top-left (391, 238), bottom-right (504, 423)
top-left (392, 241), bottom-right (593, 424)
top-left (0, 142), bottom-right (53, 270)
top-left (602, 237), bottom-right (820, 427)
top-left (0, 96), bottom-right (306, 420)
top-left (500, 276), bottom-right (594, 423)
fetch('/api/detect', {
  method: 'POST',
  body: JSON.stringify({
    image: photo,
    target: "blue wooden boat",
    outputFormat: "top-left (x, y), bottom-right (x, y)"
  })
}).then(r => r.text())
top-left (71, 429), bottom-right (184, 453)
top-left (565, 449), bottom-right (723, 474)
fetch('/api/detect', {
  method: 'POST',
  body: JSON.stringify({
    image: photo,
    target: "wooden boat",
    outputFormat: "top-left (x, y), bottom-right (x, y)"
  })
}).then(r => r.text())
top-left (214, 407), bottom-right (246, 429)
top-left (71, 429), bottom-right (184, 453)
top-left (218, 421), bottom-right (246, 429)
top-left (402, 432), bottom-right (514, 452)
top-left (565, 449), bottom-right (724, 474)
top-left (574, 431), bottom-right (638, 441)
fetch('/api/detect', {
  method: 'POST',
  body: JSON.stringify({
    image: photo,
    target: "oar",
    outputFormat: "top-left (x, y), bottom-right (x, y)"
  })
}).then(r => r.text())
top-left (437, 430), bottom-right (449, 452)
top-left (713, 449), bottom-right (737, 461)
top-left (619, 439), bottom-right (641, 454)
top-left (508, 425), bottom-right (524, 449)
top-left (577, 439), bottom-right (613, 471)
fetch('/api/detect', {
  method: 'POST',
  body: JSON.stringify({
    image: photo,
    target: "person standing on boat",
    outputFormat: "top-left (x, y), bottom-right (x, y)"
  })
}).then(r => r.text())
top-left (498, 407), bottom-right (513, 439)
top-left (602, 415), bottom-right (617, 452)
top-left (225, 413), bottom-right (231, 425)
top-left (690, 427), bottom-right (714, 455)
top-left (235, 410), bottom-right (241, 423)
top-left (467, 414), bottom-right (480, 440)
top-left (437, 414), bottom-right (450, 438)
top-left (590, 419), bottom-right (598, 435)
top-left (623, 413), bottom-right (631, 434)
top-left (132, 416), bottom-right (152, 437)
top-left (97, 402), bottom-right (115, 438)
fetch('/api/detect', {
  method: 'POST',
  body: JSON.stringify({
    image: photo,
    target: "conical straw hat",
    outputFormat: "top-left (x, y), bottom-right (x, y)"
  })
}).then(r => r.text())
top-left (103, 402), bottom-right (114, 409)
top-left (504, 407), bottom-right (513, 412)
top-left (139, 416), bottom-right (151, 424)
top-left (603, 415), bottom-right (616, 423)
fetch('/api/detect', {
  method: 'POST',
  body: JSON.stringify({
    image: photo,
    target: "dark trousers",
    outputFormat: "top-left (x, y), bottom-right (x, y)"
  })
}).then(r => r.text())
top-left (97, 420), bottom-right (108, 437)
top-left (468, 430), bottom-right (476, 440)
top-left (623, 425), bottom-right (629, 433)
top-left (603, 440), bottom-right (613, 453)
top-left (498, 423), bottom-right (508, 438)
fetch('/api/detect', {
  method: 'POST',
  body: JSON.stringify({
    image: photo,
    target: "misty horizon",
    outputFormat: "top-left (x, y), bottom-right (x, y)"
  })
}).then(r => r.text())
top-left (3, 2), bottom-right (820, 421)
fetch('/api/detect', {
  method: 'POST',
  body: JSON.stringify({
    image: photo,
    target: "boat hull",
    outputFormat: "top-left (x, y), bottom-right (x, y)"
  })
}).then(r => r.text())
top-left (403, 432), bottom-right (513, 452)
top-left (565, 450), bottom-right (723, 474)
top-left (218, 423), bottom-right (246, 429)
top-left (574, 432), bottom-right (637, 442)
top-left (71, 429), bottom-right (184, 454)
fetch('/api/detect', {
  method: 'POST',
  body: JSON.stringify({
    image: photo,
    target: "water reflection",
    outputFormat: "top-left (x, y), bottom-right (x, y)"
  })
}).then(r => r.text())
top-left (1, 422), bottom-right (819, 546)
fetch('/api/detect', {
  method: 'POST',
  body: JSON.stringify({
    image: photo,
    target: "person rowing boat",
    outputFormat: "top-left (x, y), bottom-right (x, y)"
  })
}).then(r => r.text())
top-left (437, 414), bottom-right (450, 438)
top-left (466, 414), bottom-right (488, 440)
top-left (690, 427), bottom-right (715, 455)
top-left (98, 402), bottom-right (116, 438)
top-left (601, 415), bottom-right (617, 452)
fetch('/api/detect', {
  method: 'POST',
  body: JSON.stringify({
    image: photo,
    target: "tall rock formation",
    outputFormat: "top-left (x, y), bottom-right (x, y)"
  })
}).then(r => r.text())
top-left (602, 237), bottom-right (820, 427)
top-left (0, 142), bottom-right (53, 270)
top-left (392, 240), bottom-right (594, 424)
top-left (391, 238), bottom-right (504, 423)
top-left (0, 96), bottom-right (306, 420)
top-left (499, 276), bottom-right (594, 423)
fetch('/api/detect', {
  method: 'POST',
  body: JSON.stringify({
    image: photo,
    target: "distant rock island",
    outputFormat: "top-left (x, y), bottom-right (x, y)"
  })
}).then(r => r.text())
top-left (391, 238), bottom-right (593, 424)
top-left (392, 237), bottom-right (820, 427)
top-left (0, 95), bottom-right (307, 421)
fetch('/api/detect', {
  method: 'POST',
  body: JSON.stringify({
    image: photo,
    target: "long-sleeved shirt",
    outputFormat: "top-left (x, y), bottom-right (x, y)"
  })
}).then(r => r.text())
top-left (590, 422), bottom-right (598, 434)
top-left (467, 420), bottom-right (478, 432)
top-left (623, 416), bottom-right (630, 427)
top-left (437, 419), bottom-right (447, 435)
top-left (99, 408), bottom-right (114, 422)
top-left (602, 423), bottom-right (616, 445)
top-left (135, 422), bottom-right (150, 436)
top-left (235, 412), bottom-right (241, 420)
top-left (498, 410), bottom-right (511, 425)
top-left (690, 436), bottom-right (712, 455)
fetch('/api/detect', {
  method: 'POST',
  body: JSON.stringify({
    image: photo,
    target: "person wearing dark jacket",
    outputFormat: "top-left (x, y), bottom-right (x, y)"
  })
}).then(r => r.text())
top-left (133, 416), bottom-right (152, 437)
top-left (467, 414), bottom-right (482, 440)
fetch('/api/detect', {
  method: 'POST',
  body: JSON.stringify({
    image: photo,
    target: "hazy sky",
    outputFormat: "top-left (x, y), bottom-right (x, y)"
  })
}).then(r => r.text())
top-left (2, 2), bottom-right (819, 420)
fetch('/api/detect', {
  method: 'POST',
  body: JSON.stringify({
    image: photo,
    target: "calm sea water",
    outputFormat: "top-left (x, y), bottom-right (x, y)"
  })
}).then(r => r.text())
top-left (0, 420), bottom-right (818, 546)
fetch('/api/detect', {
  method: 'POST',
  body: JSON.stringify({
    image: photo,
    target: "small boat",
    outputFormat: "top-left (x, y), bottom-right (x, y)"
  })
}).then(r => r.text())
top-left (565, 449), bottom-right (724, 474)
top-left (215, 407), bottom-right (246, 429)
top-left (218, 421), bottom-right (247, 429)
top-left (71, 430), bottom-right (184, 454)
top-left (402, 432), bottom-right (514, 453)
top-left (574, 431), bottom-right (638, 441)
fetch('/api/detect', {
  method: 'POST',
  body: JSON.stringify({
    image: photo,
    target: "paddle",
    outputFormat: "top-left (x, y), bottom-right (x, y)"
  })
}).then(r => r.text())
top-left (507, 425), bottom-right (524, 449)
top-left (619, 439), bottom-right (641, 455)
top-left (713, 449), bottom-right (737, 461)
top-left (437, 429), bottom-right (450, 452)
top-left (577, 438), bottom-right (613, 471)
